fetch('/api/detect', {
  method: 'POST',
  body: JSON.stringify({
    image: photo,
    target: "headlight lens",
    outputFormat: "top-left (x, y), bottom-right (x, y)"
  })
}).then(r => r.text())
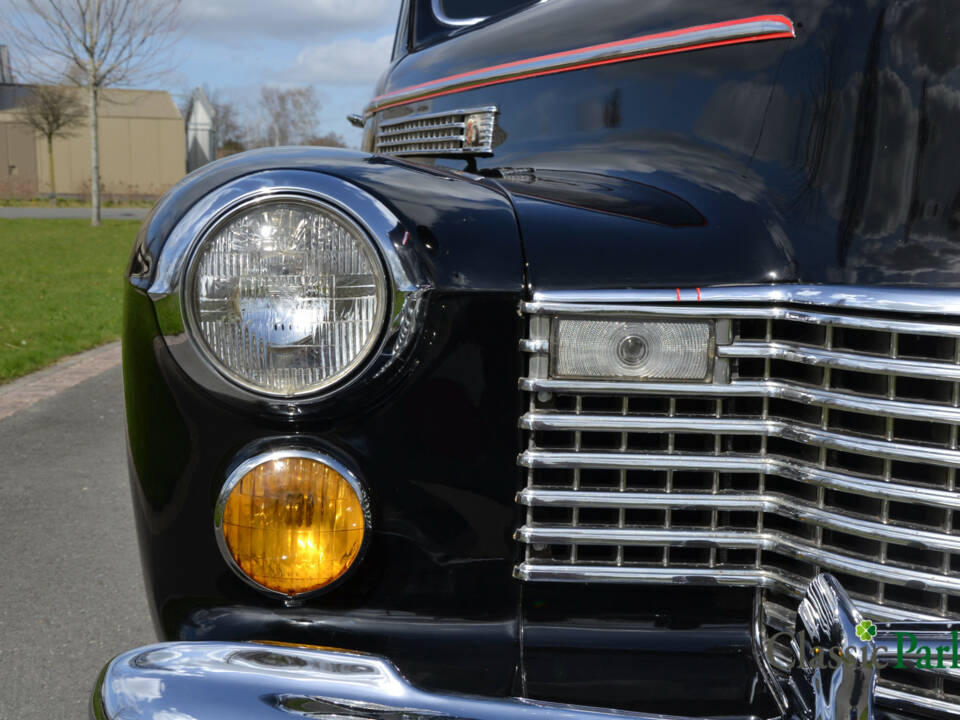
top-left (553, 318), bottom-right (714, 381)
top-left (184, 198), bottom-right (388, 397)
top-left (217, 453), bottom-right (366, 597)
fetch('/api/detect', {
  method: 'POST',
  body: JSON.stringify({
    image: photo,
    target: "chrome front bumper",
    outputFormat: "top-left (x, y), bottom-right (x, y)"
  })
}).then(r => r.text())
top-left (92, 575), bottom-right (960, 720)
top-left (91, 641), bottom-right (700, 720)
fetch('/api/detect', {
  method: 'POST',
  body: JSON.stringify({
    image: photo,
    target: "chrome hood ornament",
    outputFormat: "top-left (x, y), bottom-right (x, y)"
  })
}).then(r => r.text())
top-left (784, 574), bottom-right (878, 720)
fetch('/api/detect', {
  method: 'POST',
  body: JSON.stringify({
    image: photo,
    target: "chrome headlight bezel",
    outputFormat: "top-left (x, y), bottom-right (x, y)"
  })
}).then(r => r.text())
top-left (146, 170), bottom-right (422, 410)
top-left (180, 194), bottom-right (391, 398)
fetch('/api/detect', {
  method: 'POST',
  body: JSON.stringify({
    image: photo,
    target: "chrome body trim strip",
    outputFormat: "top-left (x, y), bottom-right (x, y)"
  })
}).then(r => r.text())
top-left (367, 15), bottom-right (794, 114)
top-left (517, 489), bottom-right (960, 551)
top-left (93, 641), bottom-right (694, 720)
top-left (530, 285), bottom-right (960, 316)
top-left (521, 412), bottom-right (960, 466)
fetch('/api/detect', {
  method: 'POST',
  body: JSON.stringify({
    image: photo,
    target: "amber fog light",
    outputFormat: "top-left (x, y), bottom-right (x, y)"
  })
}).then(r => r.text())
top-left (215, 451), bottom-right (367, 599)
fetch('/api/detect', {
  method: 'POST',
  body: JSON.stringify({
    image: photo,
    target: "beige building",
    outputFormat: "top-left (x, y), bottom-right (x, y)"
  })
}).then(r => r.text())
top-left (0, 84), bottom-right (185, 199)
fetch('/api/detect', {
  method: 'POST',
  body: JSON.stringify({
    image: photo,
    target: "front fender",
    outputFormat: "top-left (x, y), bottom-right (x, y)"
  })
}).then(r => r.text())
top-left (121, 147), bottom-right (526, 697)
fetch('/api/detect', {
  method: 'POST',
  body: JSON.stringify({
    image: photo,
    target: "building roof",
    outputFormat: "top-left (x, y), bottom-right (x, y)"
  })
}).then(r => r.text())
top-left (0, 84), bottom-right (182, 120)
top-left (185, 87), bottom-right (215, 125)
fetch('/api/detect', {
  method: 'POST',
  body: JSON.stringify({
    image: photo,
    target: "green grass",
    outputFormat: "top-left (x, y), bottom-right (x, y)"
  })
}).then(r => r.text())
top-left (0, 219), bottom-right (139, 384)
top-left (0, 197), bottom-right (154, 208)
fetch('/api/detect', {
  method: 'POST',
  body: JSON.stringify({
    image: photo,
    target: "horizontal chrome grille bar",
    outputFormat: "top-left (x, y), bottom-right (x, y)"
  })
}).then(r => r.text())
top-left (377, 122), bottom-right (464, 138)
top-left (878, 686), bottom-right (960, 719)
top-left (517, 489), bottom-right (960, 551)
top-left (515, 562), bottom-right (953, 623)
top-left (520, 377), bottom-right (960, 424)
top-left (377, 105), bottom-right (498, 127)
top-left (522, 301), bottom-right (960, 337)
top-left (376, 134), bottom-right (465, 148)
top-left (529, 285), bottom-right (960, 315)
top-left (719, 341), bottom-right (960, 381)
top-left (517, 527), bottom-right (960, 593)
top-left (514, 562), bottom-right (802, 589)
top-left (520, 450), bottom-right (960, 509)
top-left (522, 412), bottom-right (960, 466)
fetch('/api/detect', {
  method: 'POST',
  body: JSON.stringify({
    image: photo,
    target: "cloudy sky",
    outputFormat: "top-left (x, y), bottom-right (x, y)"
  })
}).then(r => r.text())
top-left (4, 0), bottom-right (402, 147)
top-left (171, 0), bottom-right (401, 146)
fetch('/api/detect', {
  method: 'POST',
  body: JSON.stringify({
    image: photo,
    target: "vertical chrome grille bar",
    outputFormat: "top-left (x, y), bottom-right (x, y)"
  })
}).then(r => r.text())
top-left (711, 397), bottom-right (721, 569)
top-left (618, 396), bottom-right (628, 567)
top-left (664, 398), bottom-right (676, 567)
top-left (817, 324), bottom-right (832, 565)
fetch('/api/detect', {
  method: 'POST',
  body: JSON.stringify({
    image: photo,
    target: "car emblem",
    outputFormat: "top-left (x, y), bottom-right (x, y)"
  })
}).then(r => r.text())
top-left (464, 115), bottom-right (481, 147)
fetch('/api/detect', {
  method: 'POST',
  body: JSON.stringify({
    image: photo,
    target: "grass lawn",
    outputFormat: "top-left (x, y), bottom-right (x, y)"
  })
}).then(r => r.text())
top-left (0, 219), bottom-right (139, 384)
top-left (0, 197), bottom-right (154, 208)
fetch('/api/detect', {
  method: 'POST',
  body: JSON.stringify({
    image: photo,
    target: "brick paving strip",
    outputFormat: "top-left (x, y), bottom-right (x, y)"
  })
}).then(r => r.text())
top-left (0, 341), bottom-right (122, 422)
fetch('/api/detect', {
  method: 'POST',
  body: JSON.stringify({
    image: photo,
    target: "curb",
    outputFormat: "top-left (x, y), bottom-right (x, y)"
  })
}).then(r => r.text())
top-left (0, 341), bottom-right (122, 422)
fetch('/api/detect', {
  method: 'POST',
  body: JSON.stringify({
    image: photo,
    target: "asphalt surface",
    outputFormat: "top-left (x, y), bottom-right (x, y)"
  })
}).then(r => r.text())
top-left (0, 365), bottom-right (154, 719)
top-left (0, 207), bottom-right (149, 220)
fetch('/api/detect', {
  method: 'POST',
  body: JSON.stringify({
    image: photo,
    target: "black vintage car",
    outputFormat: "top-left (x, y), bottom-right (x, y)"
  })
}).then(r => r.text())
top-left (93, 2), bottom-right (960, 719)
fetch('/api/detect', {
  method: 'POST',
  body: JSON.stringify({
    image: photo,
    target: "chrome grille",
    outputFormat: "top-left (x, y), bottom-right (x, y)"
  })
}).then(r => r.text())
top-left (516, 286), bottom-right (960, 718)
top-left (374, 107), bottom-right (497, 156)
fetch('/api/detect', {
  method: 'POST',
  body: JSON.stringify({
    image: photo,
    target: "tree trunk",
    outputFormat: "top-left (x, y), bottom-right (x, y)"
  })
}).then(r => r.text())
top-left (89, 83), bottom-right (101, 227)
top-left (47, 134), bottom-right (56, 206)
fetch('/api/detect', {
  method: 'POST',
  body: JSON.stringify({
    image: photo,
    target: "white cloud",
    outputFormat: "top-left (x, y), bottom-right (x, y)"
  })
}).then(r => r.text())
top-left (292, 35), bottom-right (393, 86)
top-left (180, 0), bottom-right (400, 42)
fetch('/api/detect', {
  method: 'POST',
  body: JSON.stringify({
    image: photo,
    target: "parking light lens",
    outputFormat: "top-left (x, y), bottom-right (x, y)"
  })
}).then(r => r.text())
top-left (553, 318), bottom-right (714, 381)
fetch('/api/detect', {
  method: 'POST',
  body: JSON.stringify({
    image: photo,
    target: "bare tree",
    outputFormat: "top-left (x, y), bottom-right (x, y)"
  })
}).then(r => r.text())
top-left (8, 0), bottom-right (181, 226)
top-left (257, 86), bottom-right (319, 147)
top-left (15, 85), bottom-right (85, 205)
top-left (305, 131), bottom-right (349, 149)
top-left (205, 87), bottom-right (244, 154)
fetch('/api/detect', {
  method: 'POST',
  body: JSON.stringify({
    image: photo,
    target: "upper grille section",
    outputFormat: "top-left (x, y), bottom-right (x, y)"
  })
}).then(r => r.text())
top-left (374, 107), bottom-right (497, 157)
top-left (516, 286), bottom-right (960, 718)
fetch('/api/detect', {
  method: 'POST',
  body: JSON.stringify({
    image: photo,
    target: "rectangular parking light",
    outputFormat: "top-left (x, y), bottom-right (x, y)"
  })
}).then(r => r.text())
top-left (552, 318), bottom-right (714, 381)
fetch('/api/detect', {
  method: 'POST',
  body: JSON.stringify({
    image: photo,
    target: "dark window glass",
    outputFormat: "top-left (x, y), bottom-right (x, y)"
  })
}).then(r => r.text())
top-left (437, 0), bottom-right (531, 21)
top-left (413, 0), bottom-right (537, 49)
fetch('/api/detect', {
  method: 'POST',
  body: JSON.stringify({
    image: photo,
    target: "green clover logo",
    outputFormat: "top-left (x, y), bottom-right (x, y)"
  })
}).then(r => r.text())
top-left (855, 619), bottom-right (877, 642)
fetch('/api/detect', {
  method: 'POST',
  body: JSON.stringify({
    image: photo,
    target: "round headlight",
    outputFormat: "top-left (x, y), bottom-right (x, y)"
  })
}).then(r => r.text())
top-left (184, 198), bottom-right (388, 397)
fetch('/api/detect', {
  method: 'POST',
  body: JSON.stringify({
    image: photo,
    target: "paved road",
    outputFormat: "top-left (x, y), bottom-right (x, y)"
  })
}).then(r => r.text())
top-left (0, 365), bottom-right (153, 719)
top-left (0, 207), bottom-right (149, 220)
